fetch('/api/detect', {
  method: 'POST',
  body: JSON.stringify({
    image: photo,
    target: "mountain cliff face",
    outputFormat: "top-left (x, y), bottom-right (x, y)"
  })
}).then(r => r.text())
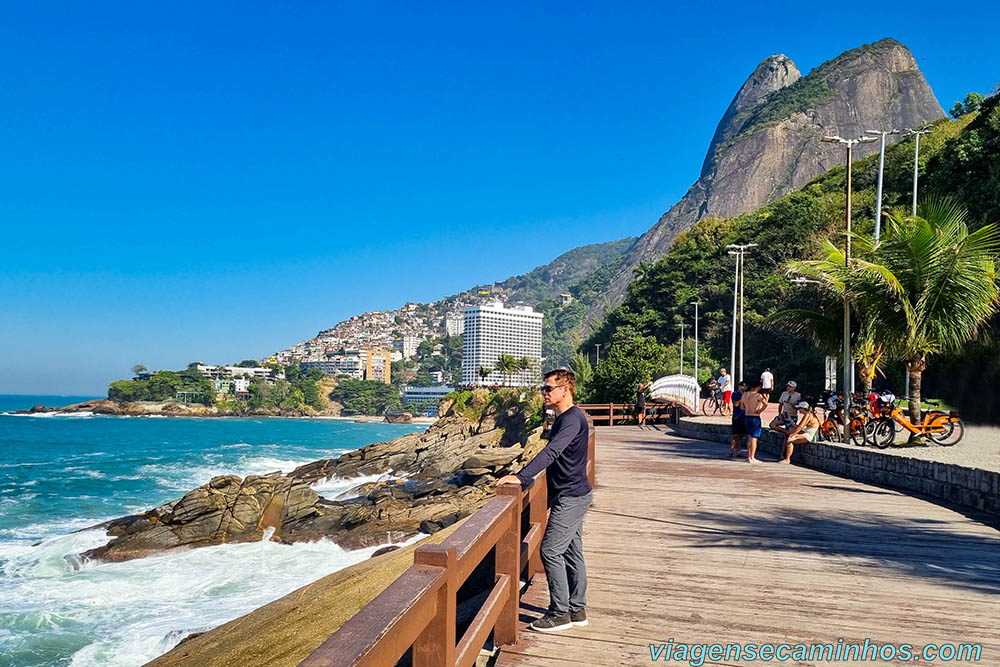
top-left (591, 38), bottom-right (944, 324)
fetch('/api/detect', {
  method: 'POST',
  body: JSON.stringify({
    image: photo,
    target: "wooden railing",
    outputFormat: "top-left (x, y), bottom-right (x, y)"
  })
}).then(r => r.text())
top-left (579, 403), bottom-right (638, 425)
top-left (300, 418), bottom-right (596, 667)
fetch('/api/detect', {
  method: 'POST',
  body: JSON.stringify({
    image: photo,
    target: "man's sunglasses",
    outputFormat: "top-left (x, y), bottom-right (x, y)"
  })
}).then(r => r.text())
top-left (540, 384), bottom-right (563, 393)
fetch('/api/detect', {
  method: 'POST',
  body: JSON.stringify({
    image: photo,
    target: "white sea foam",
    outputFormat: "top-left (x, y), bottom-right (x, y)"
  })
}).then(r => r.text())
top-left (311, 471), bottom-right (401, 499)
top-left (1, 513), bottom-right (420, 667)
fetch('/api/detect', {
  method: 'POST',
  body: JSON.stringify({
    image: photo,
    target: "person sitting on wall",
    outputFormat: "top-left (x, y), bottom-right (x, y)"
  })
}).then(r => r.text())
top-left (779, 401), bottom-right (821, 464)
top-left (769, 380), bottom-right (801, 435)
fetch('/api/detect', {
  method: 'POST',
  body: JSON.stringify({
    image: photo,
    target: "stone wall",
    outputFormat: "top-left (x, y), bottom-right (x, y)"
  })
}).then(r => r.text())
top-left (673, 419), bottom-right (1000, 518)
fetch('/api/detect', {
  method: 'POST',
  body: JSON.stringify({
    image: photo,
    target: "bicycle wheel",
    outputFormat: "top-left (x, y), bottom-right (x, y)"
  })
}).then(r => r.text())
top-left (872, 419), bottom-right (895, 449)
top-left (928, 417), bottom-right (964, 446)
top-left (701, 397), bottom-right (715, 416)
top-left (850, 419), bottom-right (867, 447)
top-left (820, 421), bottom-right (840, 441)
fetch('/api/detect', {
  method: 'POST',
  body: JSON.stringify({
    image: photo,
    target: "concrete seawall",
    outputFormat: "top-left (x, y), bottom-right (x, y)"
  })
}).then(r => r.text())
top-left (672, 418), bottom-right (1000, 518)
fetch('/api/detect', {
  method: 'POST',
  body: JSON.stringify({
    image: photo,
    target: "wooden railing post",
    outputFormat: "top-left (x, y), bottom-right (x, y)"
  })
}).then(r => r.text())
top-left (413, 545), bottom-right (457, 667)
top-left (609, 403), bottom-right (614, 426)
top-left (494, 486), bottom-right (522, 646)
top-left (528, 479), bottom-right (547, 577)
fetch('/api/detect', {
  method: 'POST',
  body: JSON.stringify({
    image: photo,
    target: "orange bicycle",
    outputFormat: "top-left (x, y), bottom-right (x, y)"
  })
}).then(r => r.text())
top-left (868, 397), bottom-right (963, 448)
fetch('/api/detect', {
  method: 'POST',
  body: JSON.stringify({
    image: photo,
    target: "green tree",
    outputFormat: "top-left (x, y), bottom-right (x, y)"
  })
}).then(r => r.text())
top-left (478, 366), bottom-right (493, 383)
top-left (495, 354), bottom-right (521, 386)
top-left (789, 199), bottom-right (1000, 424)
top-left (131, 364), bottom-right (148, 376)
top-left (108, 379), bottom-right (149, 402)
top-left (949, 92), bottom-right (985, 119)
top-left (587, 328), bottom-right (670, 402)
top-left (568, 351), bottom-right (593, 402)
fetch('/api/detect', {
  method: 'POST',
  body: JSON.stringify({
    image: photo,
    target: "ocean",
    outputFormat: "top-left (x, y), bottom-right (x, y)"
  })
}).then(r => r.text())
top-left (0, 395), bottom-right (425, 667)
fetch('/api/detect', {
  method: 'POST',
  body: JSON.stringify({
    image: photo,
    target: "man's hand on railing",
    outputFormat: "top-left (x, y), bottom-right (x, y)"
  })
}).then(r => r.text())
top-left (496, 475), bottom-right (521, 487)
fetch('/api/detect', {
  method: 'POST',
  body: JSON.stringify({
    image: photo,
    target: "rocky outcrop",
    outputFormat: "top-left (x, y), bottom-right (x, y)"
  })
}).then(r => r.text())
top-left (81, 392), bottom-right (548, 561)
top-left (590, 38), bottom-right (944, 323)
top-left (16, 399), bottom-right (339, 418)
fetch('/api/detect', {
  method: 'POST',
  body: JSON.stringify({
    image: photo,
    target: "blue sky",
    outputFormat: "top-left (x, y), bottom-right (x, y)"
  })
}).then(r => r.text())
top-left (2, 1), bottom-right (997, 395)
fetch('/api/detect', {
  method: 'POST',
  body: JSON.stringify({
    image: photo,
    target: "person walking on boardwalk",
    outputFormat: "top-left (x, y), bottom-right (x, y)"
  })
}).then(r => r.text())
top-left (728, 381), bottom-right (748, 458)
top-left (760, 368), bottom-right (774, 399)
top-left (740, 380), bottom-right (768, 462)
top-left (497, 368), bottom-right (592, 633)
top-left (636, 381), bottom-right (649, 426)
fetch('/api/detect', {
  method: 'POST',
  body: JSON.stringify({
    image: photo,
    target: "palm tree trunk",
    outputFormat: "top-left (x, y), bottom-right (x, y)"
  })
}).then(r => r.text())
top-left (906, 358), bottom-right (926, 427)
top-left (858, 363), bottom-right (874, 397)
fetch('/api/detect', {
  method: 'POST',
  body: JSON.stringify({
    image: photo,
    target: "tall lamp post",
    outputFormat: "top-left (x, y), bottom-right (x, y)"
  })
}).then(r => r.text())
top-left (595, 343), bottom-right (601, 367)
top-left (865, 128), bottom-right (900, 245)
top-left (678, 321), bottom-right (685, 375)
top-left (726, 243), bottom-right (756, 383)
top-left (690, 301), bottom-right (700, 382)
top-left (821, 134), bottom-right (877, 442)
top-left (728, 250), bottom-right (739, 381)
top-left (903, 125), bottom-right (933, 216)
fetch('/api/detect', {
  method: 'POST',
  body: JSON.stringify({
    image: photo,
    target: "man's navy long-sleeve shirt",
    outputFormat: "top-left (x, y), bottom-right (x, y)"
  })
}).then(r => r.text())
top-left (515, 405), bottom-right (592, 499)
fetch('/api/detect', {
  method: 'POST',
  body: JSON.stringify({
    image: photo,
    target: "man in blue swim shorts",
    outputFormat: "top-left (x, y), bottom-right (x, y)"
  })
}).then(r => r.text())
top-left (740, 379), bottom-right (768, 463)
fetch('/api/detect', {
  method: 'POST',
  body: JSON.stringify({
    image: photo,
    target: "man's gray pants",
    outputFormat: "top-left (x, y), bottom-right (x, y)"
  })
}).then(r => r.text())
top-left (540, 491), bottom-right (592, 615)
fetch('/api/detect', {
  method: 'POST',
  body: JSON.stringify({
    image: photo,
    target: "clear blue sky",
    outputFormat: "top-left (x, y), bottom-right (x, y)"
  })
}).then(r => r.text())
top-left (2, 1), bottom-right (997, 395)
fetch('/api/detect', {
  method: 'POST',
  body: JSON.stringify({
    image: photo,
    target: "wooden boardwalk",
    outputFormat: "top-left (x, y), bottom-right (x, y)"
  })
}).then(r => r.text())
top-left (497, 425), bottom-right (1000, 666)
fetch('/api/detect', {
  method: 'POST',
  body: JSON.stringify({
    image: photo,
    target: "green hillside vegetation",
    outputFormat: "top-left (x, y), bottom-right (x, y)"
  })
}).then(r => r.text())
top-left (499, 237), bottom-right (635, 305)
top-left (586, 92), bottom-right (1000, 421)
top-left (329, 379), bottom-right (403, 415)
top-left (108, 364), bottom-right (328, 411)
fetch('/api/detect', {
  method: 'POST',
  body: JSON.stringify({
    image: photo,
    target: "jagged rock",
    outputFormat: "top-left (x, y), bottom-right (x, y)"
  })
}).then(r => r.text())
top-left (80, 400), bottom-right (549, 562)
top-left (590, 38), bottom-right (945, 324)
top-left (84, 475), bottom-right (319, 562)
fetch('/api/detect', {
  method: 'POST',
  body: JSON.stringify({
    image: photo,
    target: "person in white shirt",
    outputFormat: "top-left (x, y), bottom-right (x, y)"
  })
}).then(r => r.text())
top-left (768, 380), bottom-right (801, 435)
top-left (760, 368), bottom-right (774, 398)
top-left (718, 368), bottom-right (733, 415)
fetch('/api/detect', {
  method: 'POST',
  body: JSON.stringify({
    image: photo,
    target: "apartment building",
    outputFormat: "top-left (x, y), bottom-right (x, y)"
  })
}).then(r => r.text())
top-left (461, 302), bottom-right (543, 387)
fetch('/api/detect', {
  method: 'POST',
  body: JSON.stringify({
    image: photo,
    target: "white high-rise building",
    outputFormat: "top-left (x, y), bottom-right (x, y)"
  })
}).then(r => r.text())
top-left (445, 313), bottom-right (465, 337)
top-left (462, 302), bottom-right (543, 387)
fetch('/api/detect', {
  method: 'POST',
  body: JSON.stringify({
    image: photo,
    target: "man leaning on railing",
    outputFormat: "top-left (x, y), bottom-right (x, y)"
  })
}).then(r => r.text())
top-left (497, 368), bottom-right (593, 633)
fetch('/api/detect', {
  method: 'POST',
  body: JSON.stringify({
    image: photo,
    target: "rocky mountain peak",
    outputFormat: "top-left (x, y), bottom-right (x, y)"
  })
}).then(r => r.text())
top-left (589, 38), bottom-right (944, 325)
top-left (701, 54), bottom-right (802, 178)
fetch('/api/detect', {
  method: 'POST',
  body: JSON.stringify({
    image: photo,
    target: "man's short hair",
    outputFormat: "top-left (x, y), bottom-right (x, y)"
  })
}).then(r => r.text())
top-left (544, 368), bottom-right (576, 398)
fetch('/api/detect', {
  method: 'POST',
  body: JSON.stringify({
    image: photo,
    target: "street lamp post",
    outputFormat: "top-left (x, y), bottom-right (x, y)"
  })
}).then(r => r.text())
top-left (678, 321), bottom-right (685, 375)
top-left (821, 134), bottom-right (877, 442)
top-left (903, 125), bottom-right (933, 216)
top-left (690, 301), bottom-right (700, 382)
top-left (726, 243), bottom-right (756, 383)
top-left (595, 343), bottom-right (601, 367)
top-left (728, 250), bottom-right (739, 381)
top-left (865, 129), bottom-right (900, 245)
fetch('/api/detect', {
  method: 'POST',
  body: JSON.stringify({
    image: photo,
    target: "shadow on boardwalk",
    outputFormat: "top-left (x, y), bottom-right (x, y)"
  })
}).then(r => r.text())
top-left (676, 508), bottom-right (1000, 596)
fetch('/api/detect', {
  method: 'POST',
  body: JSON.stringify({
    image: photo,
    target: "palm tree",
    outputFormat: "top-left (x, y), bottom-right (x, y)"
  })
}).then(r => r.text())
top-left (478, 366), bottom-right (492, 384)
top-left (569, 351), bottom-right (593, 400)
top-left (783, 198), bottom-right (1000, 425)
top-left (495, 354), bottom-right (520, 386)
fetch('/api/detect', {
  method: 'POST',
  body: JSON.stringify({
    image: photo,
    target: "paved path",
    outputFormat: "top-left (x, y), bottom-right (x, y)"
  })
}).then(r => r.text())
top-left (497, 426), bottom-right (1000, 666)
top-left (691, 411), bottom-right (1000, 473)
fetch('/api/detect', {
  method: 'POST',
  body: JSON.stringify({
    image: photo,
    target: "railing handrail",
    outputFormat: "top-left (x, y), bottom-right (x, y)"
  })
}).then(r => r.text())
top-left (300, 417), bottom-right (596, 667)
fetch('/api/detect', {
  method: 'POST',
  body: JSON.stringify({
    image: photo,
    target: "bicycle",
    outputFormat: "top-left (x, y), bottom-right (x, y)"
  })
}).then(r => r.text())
top-left (868, 397), bottom-right (963, 448)
top-left (817, 394), bottom-right (867, 446)
top-left (701, 384), bottom-right (726, 416)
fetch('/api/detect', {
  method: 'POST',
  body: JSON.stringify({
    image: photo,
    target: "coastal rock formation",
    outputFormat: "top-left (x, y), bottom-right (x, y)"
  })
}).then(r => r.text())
top-left (590, 38), bottom-right (944, 323)
top-left (17, 398), bottom-right (336, 418)
top-left (82, 391), bottom-right (548, 561)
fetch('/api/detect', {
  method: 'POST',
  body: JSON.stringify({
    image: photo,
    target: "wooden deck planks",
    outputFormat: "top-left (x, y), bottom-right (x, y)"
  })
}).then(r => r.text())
top-left (496, 426), bottom-right (1000, 666)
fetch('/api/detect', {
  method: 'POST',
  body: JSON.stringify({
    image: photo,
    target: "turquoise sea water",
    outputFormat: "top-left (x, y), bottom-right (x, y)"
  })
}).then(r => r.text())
top-left (0, 395), bottom-right (424, 667)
